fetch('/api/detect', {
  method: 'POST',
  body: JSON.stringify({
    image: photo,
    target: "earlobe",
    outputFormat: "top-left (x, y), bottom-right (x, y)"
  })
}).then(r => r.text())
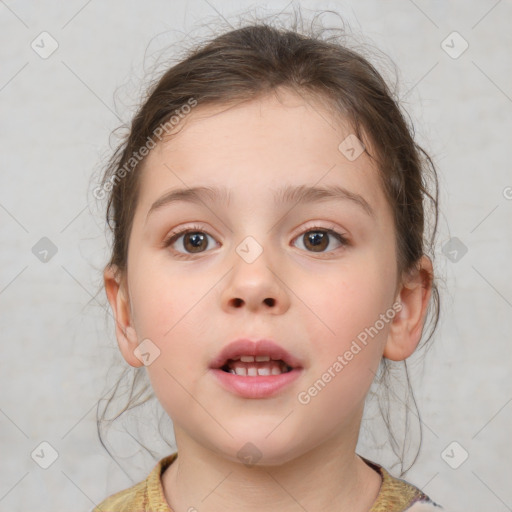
top-left (103, 265), bottom-right (143, 368)
top-left (383, 256), bottom-right (433, 361)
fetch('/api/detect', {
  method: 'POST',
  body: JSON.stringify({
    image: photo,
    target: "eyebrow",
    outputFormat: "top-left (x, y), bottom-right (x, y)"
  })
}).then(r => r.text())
top-left (146, 183), bottom-right (374, 221)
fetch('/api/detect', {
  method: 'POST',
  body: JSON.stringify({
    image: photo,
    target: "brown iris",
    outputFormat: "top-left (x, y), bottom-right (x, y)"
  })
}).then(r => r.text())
top-left (303, 230), bottom-right (329, 252)
top-left (183, 232), bottom-right (208, 253)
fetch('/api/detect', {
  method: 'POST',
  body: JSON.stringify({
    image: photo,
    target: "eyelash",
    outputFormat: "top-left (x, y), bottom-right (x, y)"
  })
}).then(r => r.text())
top-left (162, 224), bottom-right (349, 258)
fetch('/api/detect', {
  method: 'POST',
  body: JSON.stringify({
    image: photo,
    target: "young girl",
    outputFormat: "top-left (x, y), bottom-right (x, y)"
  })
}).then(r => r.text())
top-left (93, 16), bottom-right (444, 512)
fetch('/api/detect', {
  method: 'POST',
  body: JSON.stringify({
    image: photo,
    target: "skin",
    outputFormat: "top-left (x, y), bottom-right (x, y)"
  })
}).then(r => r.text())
top-left (104, 88), bottom-right (433, 511)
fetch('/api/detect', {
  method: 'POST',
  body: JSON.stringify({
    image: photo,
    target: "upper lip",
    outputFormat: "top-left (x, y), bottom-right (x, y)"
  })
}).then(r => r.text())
top-left (210, 339), bottom-right (304, 369)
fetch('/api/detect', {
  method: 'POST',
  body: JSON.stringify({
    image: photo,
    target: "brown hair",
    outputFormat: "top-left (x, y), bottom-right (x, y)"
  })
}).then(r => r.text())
top-left (94, 11), bottom-right (440, 477)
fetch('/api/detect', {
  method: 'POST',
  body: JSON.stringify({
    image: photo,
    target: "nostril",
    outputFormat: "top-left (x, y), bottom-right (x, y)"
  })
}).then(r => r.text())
top-left (264, 298), bottom-right (275, 307)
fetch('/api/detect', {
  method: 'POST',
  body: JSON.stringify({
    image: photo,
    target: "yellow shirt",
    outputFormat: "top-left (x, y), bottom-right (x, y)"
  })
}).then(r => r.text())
top-left (93, 452), bottom-right (441, 511)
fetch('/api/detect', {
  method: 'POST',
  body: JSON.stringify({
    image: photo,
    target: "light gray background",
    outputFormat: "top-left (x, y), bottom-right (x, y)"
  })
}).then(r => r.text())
top-left (1, 1), bottom-right (511, 511)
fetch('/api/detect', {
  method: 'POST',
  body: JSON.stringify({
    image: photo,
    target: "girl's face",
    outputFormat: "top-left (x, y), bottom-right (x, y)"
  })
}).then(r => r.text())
top-left (107, 90), bottom-right (406, 465)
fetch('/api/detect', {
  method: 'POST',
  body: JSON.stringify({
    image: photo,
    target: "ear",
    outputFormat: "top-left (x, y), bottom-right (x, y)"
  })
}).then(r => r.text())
top-left (383, 255), bottom-right (433, 361)
top-left (103, 265), bottom-right (143, 368)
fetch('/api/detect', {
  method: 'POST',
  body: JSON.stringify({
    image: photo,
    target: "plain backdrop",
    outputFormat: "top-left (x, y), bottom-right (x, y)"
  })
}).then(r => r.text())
top-left (1, 1), bottom-right (511, 511)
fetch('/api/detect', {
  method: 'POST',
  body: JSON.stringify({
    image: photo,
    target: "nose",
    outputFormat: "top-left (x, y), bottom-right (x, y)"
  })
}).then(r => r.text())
top-left (220, 245), bottom-right (291, 315)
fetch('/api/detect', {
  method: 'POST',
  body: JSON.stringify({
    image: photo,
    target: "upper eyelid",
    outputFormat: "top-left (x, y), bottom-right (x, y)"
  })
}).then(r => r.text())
top-left (167, 222), bottom-right (347, 238)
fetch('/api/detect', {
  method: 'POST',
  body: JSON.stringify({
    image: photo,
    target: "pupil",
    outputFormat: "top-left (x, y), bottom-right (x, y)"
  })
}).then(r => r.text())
top-left (305, 231), bottom-right (327, 252)
top-left (185, 232), bottom-right (206, 252)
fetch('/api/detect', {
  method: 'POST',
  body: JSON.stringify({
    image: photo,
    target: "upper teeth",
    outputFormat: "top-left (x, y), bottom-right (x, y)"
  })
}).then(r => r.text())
top-left (240, 355), bottom-right (270, 362)
top-left (223, 355), bottom-right (291, 377)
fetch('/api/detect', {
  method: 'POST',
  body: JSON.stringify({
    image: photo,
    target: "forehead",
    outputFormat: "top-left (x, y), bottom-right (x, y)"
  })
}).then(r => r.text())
top-left (136, 90), bottom-right (388, 217)
top-left (150, 90), bottom-right (363, 160)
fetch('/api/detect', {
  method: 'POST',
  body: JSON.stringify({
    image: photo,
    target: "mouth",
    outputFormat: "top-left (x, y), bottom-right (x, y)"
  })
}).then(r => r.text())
top-left (219, 355), bottom-right (294, 376)
top-left (209, 338), bottom-right (304, 398)
top-left (210, 338), bottom-right (303, 373)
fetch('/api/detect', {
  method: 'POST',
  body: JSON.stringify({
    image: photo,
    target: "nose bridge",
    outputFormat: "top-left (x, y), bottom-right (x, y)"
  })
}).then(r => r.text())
top-left (221, 231), bottom-right (290, 313)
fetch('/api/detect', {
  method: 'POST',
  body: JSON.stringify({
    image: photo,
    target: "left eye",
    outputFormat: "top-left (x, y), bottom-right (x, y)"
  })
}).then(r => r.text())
top-left (292, 227), bottom-right (347, 253)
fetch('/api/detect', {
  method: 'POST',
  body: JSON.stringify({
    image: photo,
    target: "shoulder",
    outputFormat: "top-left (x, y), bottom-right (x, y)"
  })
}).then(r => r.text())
top-left (93, 479), bottom-right (148, 512)
top-left (360, 456), bottom-right (443, 512)
top-left (406, 504), bottom-right (445, 512)
top-left (92, 453), bottom-right (178, 512)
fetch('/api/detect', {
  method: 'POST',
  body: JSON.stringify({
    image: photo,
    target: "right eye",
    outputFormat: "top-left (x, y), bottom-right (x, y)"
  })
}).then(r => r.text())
top-left (163, 226), bottom-right (219, 256)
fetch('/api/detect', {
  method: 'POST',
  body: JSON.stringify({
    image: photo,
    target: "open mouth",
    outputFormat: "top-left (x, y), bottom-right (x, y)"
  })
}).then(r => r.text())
top-left (220, 355), bottom-right (294, 376)
top-left (210, 340), bottom-right (303, 398)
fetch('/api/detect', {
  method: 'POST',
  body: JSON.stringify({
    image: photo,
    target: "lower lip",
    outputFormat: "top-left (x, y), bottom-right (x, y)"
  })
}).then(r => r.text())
top-left (210, 368), bottom-right (303, 398)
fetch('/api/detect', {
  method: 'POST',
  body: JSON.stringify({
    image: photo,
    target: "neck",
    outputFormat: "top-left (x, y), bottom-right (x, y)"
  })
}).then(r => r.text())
top-left (161, 427), bottom-right (382, 512)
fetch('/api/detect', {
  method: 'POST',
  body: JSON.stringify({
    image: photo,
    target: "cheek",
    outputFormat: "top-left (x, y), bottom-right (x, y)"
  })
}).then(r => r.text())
top-left (129, 258), bottom-right (207, 339)
top-left (303, 258), bottom-right (395, 346)
top-left (297, 256), bottom-right (395, 411)
top-left (296, 282), bottom-right (389, 427)
top-left (127, 263), bottom-right (216, 395)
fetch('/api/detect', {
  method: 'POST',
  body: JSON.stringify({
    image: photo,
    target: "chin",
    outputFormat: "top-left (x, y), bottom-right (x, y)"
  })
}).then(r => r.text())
top-left (212, 437), bottom-right (304, 468)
